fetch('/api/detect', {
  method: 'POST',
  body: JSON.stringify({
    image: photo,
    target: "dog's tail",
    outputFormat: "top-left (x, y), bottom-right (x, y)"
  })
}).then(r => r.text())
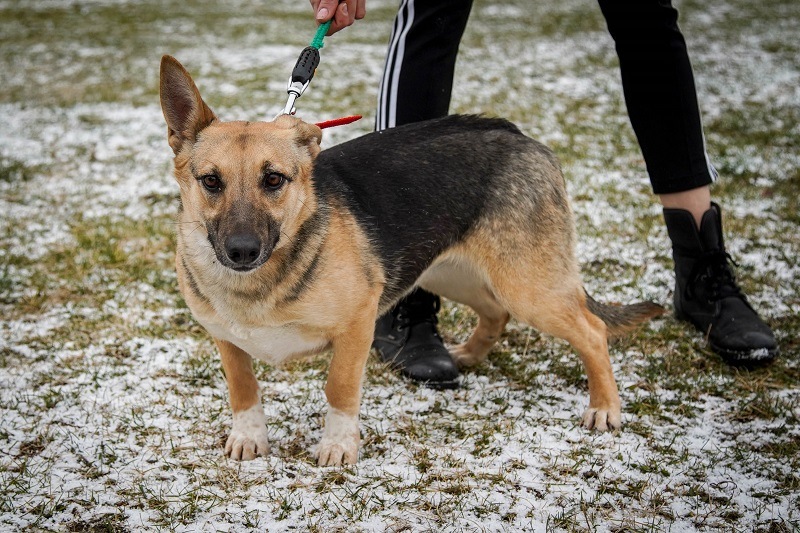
top-left (585, 292), bottom-right (665, 338)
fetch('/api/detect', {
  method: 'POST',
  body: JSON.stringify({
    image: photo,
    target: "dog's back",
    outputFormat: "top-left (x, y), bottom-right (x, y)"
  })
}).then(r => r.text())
top-left (314, 115), bottom-right (571, 306)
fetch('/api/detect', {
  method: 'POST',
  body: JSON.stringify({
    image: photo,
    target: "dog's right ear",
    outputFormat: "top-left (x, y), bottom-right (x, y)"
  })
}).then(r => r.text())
top-left (273, 114), bottom-right (323, 159)
top-left (159, 55), bottom-right (217, 155)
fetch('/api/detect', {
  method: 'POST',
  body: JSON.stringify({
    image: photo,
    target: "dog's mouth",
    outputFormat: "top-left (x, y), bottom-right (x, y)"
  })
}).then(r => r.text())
top-left (229, 263), bottom-right (262, 273)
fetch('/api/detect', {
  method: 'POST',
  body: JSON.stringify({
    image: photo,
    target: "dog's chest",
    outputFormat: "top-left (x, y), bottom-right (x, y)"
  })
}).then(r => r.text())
top-left (202, 319), bottom-right (329, 365)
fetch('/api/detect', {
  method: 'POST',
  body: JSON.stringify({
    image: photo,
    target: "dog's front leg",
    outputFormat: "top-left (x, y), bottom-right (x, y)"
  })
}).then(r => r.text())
top-left (315, 309), bottom-right (376, 466)
top-left (215, 338), bottom-right (269, 460)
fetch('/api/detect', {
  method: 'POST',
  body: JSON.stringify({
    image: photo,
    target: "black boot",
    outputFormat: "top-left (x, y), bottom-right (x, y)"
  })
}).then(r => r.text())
top-left (373, 288), bottom-right (460, 389)
top-left (663, 202), bottom-right (778, 365)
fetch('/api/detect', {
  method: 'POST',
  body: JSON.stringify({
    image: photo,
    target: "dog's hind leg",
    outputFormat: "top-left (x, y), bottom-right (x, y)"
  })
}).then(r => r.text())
top-left (419, 258), bottom-right (510, 368)
top-left (216, 339), bottom-right (270, 460)
top-left (451, 296), bottom-right (510, 368)
top-left (495, 279), bottom-right (622, 431)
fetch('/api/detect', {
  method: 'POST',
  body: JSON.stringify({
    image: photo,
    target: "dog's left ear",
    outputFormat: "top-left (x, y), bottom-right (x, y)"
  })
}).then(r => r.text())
top-left (274, 115), bottom-right (323, 159)
top-left (159, 55), bottom-right (217, 155)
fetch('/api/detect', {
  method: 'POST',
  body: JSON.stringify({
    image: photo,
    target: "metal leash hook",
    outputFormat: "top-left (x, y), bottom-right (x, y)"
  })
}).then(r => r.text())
top-left (280, 20), bottom-right (331, 117)
top-left (282, 46), bottom-right (321, 115)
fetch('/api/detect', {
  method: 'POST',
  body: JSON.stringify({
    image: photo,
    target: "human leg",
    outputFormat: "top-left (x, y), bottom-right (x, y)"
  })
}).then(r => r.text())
top-left (376, 0), bottom-right (474, 129)
top-left (660, 186), bottom-right (711, 228)
top-left (372, 0), bottom-right (474, 387)
top-left (598, 0), bottom-right (777, 363)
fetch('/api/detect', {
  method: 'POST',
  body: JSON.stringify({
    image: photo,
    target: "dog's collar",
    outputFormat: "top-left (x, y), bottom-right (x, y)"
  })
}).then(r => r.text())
top-left (314, 115), bottom-right (362, 129)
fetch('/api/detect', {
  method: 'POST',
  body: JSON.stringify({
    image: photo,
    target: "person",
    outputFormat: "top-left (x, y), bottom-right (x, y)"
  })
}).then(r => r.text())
top-left (310, 0), bottom-right (779, 388)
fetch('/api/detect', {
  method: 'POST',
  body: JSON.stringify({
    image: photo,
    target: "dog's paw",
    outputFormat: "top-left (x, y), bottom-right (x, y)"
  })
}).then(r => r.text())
top-left (449, 343), bottom-right (484, 368)
top-left (315, 438), bottom-right (359, 466)
top-left (314, 408), bottom-right (360, 467)
top-left (581, 407), bottom-right (622, 432)
top-left (225, 405), bottom-right (269, 461)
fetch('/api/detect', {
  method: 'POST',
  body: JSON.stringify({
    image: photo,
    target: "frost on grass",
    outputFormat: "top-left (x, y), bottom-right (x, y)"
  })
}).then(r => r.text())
top-left (1, 0), bottom-right (799, 531)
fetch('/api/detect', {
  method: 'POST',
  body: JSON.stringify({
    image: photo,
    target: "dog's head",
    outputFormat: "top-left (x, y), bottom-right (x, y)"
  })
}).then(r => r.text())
top-left (159, 55), bottom-right (322, 272)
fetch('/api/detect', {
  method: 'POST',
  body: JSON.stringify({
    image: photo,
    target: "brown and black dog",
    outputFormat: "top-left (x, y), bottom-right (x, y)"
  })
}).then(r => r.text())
top-left (159, 55), bottom-right (663, 466)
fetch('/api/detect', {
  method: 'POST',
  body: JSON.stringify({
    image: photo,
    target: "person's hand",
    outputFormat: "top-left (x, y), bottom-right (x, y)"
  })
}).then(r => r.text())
top-left (310, 0), bottom-right (366, 36)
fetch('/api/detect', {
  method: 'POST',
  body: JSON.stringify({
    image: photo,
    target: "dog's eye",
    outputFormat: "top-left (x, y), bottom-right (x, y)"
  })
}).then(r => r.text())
top-left (199, 174), bottom-right (222, 192)
top-left (263, 172), bottom-right (286, 191)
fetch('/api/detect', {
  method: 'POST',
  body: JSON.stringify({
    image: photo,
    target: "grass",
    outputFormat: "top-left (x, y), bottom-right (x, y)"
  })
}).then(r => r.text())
top-left (1, 0), bottom-right (799, 531)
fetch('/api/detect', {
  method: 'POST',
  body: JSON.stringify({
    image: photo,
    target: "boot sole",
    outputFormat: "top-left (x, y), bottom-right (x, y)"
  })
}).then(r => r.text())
top-left (709, 342), bottom-right (778, 367)
top-left (409, 376), bottom-right (461, 390)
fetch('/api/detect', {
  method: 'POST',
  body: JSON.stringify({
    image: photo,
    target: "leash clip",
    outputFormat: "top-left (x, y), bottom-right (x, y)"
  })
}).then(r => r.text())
top-left (279, 45), bottom-right (321, 116)
top-left (282, 80), bottom-right (310, 116)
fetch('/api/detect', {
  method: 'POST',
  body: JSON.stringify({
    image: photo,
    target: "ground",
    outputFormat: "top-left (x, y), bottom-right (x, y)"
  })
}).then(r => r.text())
top-left (0, 0), bottom-right (798, 531)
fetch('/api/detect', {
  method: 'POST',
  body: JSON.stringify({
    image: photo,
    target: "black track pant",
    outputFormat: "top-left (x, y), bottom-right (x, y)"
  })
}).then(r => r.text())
top-left (376, 0), bottom-right (716, 195)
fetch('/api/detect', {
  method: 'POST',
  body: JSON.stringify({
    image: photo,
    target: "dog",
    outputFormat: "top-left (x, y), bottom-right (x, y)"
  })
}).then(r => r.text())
top-left (159, 55), bottom-right (664, 466)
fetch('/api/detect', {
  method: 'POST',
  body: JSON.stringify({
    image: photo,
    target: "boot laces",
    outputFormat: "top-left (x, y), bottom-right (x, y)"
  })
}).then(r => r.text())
top-left (686, 250), bottom-right (744, 302)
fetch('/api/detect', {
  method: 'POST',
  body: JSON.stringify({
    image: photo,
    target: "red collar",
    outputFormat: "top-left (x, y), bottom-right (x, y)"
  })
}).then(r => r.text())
top-left (314, 115), bottom-right (363, 129)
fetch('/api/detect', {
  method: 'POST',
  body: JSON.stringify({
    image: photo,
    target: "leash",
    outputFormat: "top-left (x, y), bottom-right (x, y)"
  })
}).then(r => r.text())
top-left (280, 20), bottom-right (362, 130)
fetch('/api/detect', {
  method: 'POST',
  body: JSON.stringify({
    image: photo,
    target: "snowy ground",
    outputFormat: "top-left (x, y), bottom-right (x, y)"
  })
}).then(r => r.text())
top-left (1, 0), bottom-right (798, 531)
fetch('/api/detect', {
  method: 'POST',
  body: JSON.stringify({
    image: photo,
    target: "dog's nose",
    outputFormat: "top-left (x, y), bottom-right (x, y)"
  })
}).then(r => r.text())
top-left (224, 234), bottom-right (261, 267)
